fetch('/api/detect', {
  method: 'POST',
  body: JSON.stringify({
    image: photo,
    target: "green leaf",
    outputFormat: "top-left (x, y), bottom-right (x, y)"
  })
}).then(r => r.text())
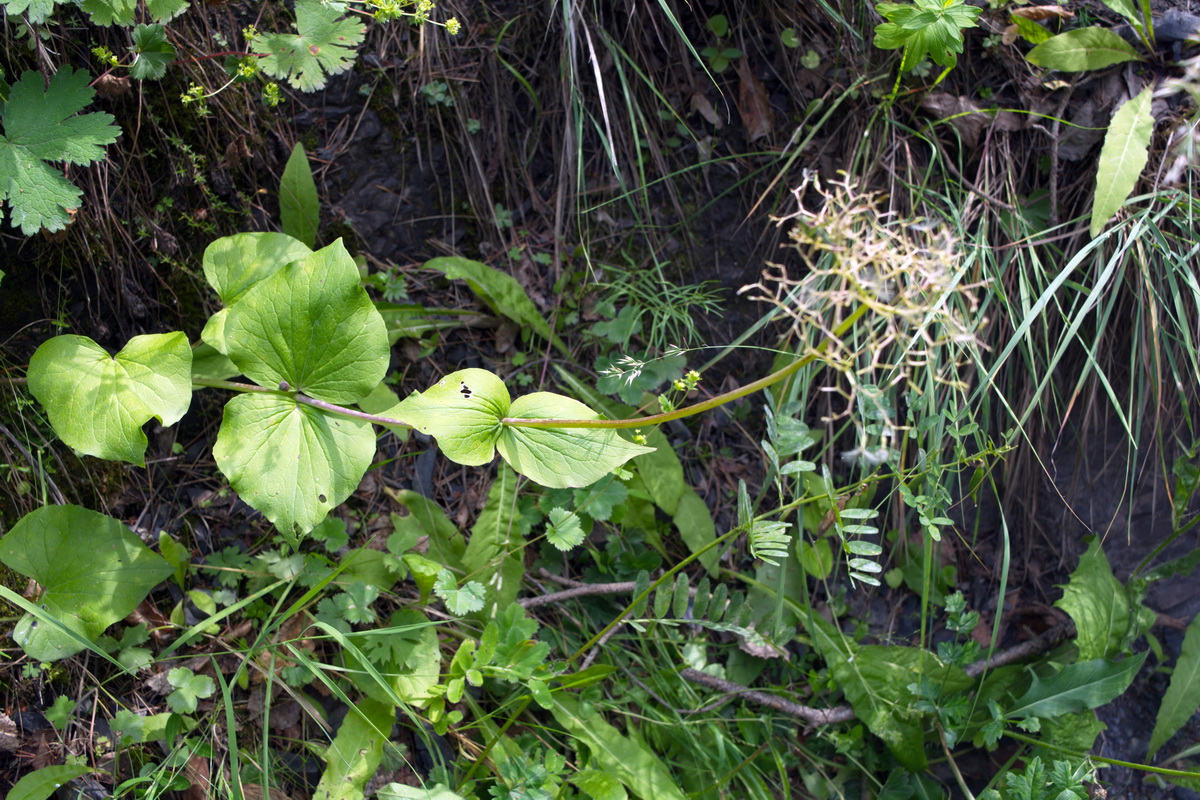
top-left (1090, 84), bottom-right (1155, 238)
top-left (548, 695), bottom-right (687, 800)
top-left (498, 393), bottom-right (653, 489)
top-left (378, 784), bottom-right (466, 800)
top-left (574, 478), bottom-right (628, 522)
top-left (799, 537), bottom-right (834, 578)
top-left (571, 769), bottom-right (628, 800)
top-left (633, 428), bottom-right (686, 514)
top-left (462, 465), bottom-right (524, 612)
top-left (433, 569), bottom-right (486, 614)
top-left (0, 505), bottom-right (173, 661)
top-left (1008, 652), bottom-right (1148, 719)
top-left (77, 0), bottom-right (136, 25)
top-left (213, 393), bottom-right (376, 538)
top-left (280, 143), bottom-right (319, 247)
top-left (166, 666), bottom-right (216, 714)
top-left (145, 0), bottom-right (187, 21)
top-left (388, 368), bottom-right (508, 466)
top-left (28, 332), bottom-right (192, 465)
top-left (223, 239), bottom-right (387, 404)
top-left (314, 697), bottom-right (394, 800)
top-left (200, 232), bottom-right (312, 354)
top-left (673, 488), bottom-right (718, 577)
top-left (873, 0), bottom-right (982, 71)
top-left (45, 695), bottom-right (76, 730)
top-left (1149, 612), bottom-right (1200, 756)
top-left (808, 615), bottom-right (968, 770)
top-left (7, 764), bottom-right (93, 800)
top-left (426, 256), bottom-right (568, 354)
top-left (1025, 27), bottom-right (1142, 72)
top-left (545, 507), bottom-right (585, 551)
top-left (0, 68), bottom-right (120, 235)
top-left (344, 610), bottom-right (440, 706)
top-left (1055, 536), bottom-right (1148, 659)
top-left (389, 491), bottom-right (466, 571)
top-left (252, 0), bottom-right (365, 92)
top-left (0, 0), bottom-right (59, 24)
top-left (129, 24), bottom-right (176, 80)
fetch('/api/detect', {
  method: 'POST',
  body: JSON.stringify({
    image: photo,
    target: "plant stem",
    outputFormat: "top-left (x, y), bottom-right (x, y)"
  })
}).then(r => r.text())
top-left (501, 303), bottom-right (869, 429)
top-left (190, 303), bottom-right (867, 433)
top-left (1003, 731), bottom-right (1200, 779)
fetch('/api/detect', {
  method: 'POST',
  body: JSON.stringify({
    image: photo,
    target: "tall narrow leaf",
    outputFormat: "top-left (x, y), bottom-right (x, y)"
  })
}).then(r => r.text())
top-left (1090, 85), bottom-right (1155, 237)
top-left (313, 697), bottom-right (395, 800)
top-left (280, 143), bottom-right (319, 247)
top-left (1149, 612), bottom-right (1200, 756)
top-left (1026, 28), bottom-right (1142, 72)
top-left (462, 465), bottom-right (524, 611)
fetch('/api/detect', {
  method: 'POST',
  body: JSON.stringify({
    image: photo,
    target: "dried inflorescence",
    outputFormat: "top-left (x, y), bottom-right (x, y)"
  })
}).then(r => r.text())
top-left (741, 175), bottom-right (988, 427)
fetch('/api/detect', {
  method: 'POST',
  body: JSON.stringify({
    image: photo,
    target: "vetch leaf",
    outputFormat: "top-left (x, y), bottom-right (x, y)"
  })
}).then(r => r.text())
top-left (0, 506), bottom-right (173, 661)
top-left (129, 24), bottom-right (176, 80)
top-left (426, 256), bottom-right (568, 354)
top-left (1008, 652), bottom-right (1148, 719)
top-left (1090, 84), bottom-right (1155, 237)
top-left (1149, 612), bottom-right (1200, 756)
top-left (224, 239), bottom-right (387, 404)
top-left (387, 368), bottom-right (508, 466)
top-left (1025, 27), bottom-right (1142, 72)
top-left (28, 332), bottom-right (191, 465)
top-left (252, 0), bottom-right (365, 92)
top-left (0, 68), bottom-right (120, 235)
top-left (280, 143), bottom-right (319, 247)
top-left (498, 393), bottom-right (653, 489)
top-left (214, 393), bottom-right (376, 538)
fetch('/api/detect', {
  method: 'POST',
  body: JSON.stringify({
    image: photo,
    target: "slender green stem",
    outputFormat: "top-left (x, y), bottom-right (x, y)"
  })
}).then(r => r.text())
top-left (191, 303), bottom-right (868, 433)
top-left (1003, 730), bottom-right (1200, 779)
top-left (502, 303), bottom-right (869, 430)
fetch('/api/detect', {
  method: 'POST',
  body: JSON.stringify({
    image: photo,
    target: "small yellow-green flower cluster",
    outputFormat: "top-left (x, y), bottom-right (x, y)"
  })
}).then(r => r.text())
top-left (445, 17), bottom-right (461, 35)
top-left (92, 46), bottom-right (118, 68)
top-left (673, 370), bottom-right (702, 393)
top-left (242, 25), bottom-right (259, 43)
top-left (180, 83), bottom-right (210, 116)
top-left (262, 82), bottom-right (282, 107)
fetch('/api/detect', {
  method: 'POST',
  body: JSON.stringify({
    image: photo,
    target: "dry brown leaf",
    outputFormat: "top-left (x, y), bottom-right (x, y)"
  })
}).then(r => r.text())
top-left (0, 713), bottom-right (19, 753)
top-left (1002, 23), bottom-right (1020, 46)
top-left (183, 754), bottom-right (211, 800)
top-left (920, 93), bottom-right (1024, 150)
top-left (1011, 5), bottom-right (1074, 20)
top-left (689, 91), bottom-right (723, 128)
top-left (735, 59), bottom-right (774, 142)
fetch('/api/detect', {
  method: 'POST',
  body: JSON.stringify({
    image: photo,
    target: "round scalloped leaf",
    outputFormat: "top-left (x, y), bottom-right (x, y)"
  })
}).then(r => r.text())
top-left (223, 239), bottom-right (387, 404)
top-left (497, 392), bottom-right (654, 489)
top-left (213, 393), bottom-right (376, 537)
top-left (1, 505), bottom-right (173, 661)
top-left (27, 333), bottom-right (192, 465)
top-left (386, 369), bottom-right (509, 466)
top-left (200, 233), bottom-right (312, 355)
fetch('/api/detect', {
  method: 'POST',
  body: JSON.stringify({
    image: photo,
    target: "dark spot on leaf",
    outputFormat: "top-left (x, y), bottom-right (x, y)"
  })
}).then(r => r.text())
top-left (460, 382), bottom-right (472, 398)
top-left (319, 494), bottom-right (327, 503)
top-left (309, 44), bottom-right (320, 55)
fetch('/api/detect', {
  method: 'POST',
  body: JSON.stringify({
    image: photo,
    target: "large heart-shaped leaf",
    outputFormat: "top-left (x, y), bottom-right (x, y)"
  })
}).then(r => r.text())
top-left (498, 393), bottom-right (653, 489)
top-left (27, 333), bottom-right (191, 465)
top-left (213, 393), bottom-right (376, 538)
top-left (222, 239), bottom-right (387, 404)
top-left (200, 232), bottom-right (312, 354)
top-left (387, 368), bottom-right (508, 465)
top-left (0, 505), bottom-right (172, 661)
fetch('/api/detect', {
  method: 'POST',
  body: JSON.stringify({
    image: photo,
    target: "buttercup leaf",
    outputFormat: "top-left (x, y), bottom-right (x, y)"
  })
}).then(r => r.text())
top-left (0, 68), bottom-right (120, 234)
top-left (252, 0), bottom-right (365, 92)
top-left (28, 332), bottom-right (192, 465)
